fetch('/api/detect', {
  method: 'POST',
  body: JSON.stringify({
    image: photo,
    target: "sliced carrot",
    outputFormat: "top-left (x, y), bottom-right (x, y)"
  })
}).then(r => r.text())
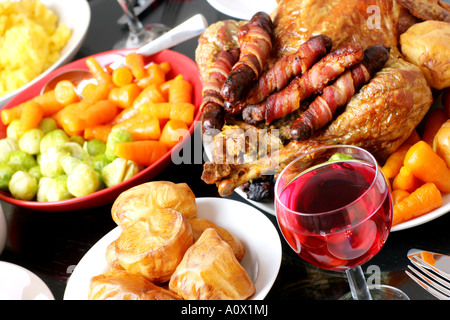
top-left (160, 74), bottom-right (183, 98)
top-left (108, 83), bottom-right (141, 109)
top-left (404, 141), bottom-right (450, 193)
top-left (422, 108), bottom-right (448, 146)
top-left (392, 165), bottom-right (421, 193)
top-left (111, 66), bottom-right (133, 87)
top-left (54, 80), bottom-right (80, 106)
top-left (84, 82), bottom-right (112, 104)
top-left (392, 189), bottom-right (410, 205)
top-left (86, 57), bottom-right (112, 85)
top-left (58, 100), bottom-right (91, 134)
top-left (393, 182), bottom-right (442, 226)
top-left (132, 84), bottom-right (166, 109)
top-left (84, 124), bottom-right (112, 143)
top-left (168, 77), bottom-right (192, 103)
top-left (81, 100), bottom-right (119, 128)
top-left (169, 102), bottom-right (195, 124)
top-left (159, 119), bottom-right (189, 148)
top-left (113, 114), bottom-right (161, 140)
top-left (1, 103), bottom-right (24, 125)
top-left (33, 90), bottom-right (65, 116)
top-left (381, 130), bottom-right (420, 179)
top-left (136, 62), bottom-right (166, 88)
top-left (139, 102), bottom-right (171, 119)
top-left (17, 100), bottom-right (44, 137)
top-left (125, 52), bottom-right (146, 80)
top-left (111, 107), bottom-right (140, 125)
top-left (159, 61), bottom-right (171, 74)
top-left (113, 140), bottom-right (168, 166)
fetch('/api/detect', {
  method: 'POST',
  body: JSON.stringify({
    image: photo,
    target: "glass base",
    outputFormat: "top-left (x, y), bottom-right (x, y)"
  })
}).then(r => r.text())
top-left (339, 285), bottom-right (409, 300)
top-left (113, 24), bottom-right (170, 49)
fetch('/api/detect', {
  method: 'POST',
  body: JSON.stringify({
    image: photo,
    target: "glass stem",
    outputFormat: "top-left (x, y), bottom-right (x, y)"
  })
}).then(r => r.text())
top-left (118, 0), bottom-right (146, 42)
top-left (345, 266), bottom-right (372, 300)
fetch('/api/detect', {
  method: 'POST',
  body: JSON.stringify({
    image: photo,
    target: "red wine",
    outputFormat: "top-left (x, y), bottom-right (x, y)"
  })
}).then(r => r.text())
top-left (276, 160), bottom-right (392, 271)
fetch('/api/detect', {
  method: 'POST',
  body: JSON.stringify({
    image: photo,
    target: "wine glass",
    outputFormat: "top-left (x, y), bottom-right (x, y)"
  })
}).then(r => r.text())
top-left (274, 144), bottom-right (409, 300)
top-left (114, 0), bottom-right (170, 49)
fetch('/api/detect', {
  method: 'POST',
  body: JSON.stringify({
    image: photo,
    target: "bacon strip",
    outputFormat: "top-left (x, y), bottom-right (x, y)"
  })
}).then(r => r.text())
top-left (220, 12), bottom-right (273, 108)
top-left (290, 46), bottom-right (391, 140)
top-left (201, 48), bottom-right (240, 135)
top-left (246, 35), bottom-right (333, 104)
top-left (241, 42), bottom-right (364, 124)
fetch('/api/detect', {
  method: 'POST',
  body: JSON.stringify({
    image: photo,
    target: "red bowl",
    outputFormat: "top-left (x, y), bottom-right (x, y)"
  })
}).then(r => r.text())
top-left (0, 49), bottom-right (203, 211)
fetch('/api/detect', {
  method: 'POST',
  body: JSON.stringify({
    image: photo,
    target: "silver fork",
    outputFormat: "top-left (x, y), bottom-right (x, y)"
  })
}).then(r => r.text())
top-left (406, 250), bottom-right (450, 300)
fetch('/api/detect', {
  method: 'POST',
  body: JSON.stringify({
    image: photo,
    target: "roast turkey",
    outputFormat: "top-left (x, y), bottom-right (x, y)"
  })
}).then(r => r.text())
top-left (196, 0), bottom-right (433, 197)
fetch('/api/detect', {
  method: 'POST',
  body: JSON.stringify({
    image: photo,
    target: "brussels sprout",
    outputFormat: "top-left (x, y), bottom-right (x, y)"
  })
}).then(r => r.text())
top-left (64, 142), bottom-right (88, 160)
top-left (105, 128), bottom-right (134, 161)
top-left (67, 163), bottom-right (99, 197)
top-left (91, 153), bottom-right (110, 172)
top-left (28, 165), bottom-right (42, 181)
top-left (40, 146), bottom-right (69, 177)
top-left (37, 177), bottom-right (52, 202)
top-left (8, 150), bottom-right (37, 170)
top-left (6, 119), bottom-right (20, 140)
top-left (0, 164), bottom-right (17, 191)
top-left (40, 129), bottom-right (70, 154)
top-left (37, 117), bottom-right (58, 134)
top-left (84, 139), bottom-right (106, 156)
top-left (101, 158), bottom-right (140, 188)
top-left (70, 135), bottom-right (85, 146)
top-left (47, 175), bottom-right (72, 202)
top-left (60, 154), bottom-right (83, 175)
top-left (18, 128), bottom-right (44, 155)
top-left (37, 176), bottom-right (72, 202)
top-left (101, 158), bottom-right (127, 188)
top-left (8, 170), bottom-right (38, 200)
top-left (0, 137), bottom-right (18, 163)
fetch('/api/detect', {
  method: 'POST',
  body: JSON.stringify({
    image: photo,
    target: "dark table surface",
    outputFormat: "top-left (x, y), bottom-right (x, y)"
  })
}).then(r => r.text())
top-left (1, 0), bottom-right (449, 303)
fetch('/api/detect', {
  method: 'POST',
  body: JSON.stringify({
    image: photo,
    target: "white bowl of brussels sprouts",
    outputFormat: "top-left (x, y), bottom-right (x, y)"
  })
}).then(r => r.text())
top-left (0, 49), bottom-right (202, 211)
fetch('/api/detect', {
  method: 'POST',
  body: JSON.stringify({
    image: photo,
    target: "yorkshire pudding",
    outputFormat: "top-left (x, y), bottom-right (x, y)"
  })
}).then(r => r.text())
top-left (111, 181), bottom-right (197, 228)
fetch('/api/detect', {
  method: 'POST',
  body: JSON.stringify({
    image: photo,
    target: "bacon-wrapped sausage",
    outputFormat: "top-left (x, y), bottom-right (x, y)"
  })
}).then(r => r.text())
top-left (246, 34), bottom-right (333, 104)
top-left (290, 46), bottom-right (391, 140)
top-left (241, 42), bottom-right (364, 124)
top-left (201, 48), bottom-right (240, 135)
top-left (220, 12), bottom-right (273, 109)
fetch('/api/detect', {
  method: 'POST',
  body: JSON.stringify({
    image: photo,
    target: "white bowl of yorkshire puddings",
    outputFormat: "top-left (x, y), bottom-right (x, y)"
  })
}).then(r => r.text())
top-left (0, 0), bottom-right (90, 107)
top-left (64, 181), bottom-right (282, 300)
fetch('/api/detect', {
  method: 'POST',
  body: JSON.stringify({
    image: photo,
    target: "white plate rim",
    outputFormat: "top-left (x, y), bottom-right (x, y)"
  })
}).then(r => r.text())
top-left (0, 0), bottom-right (91, 106)
top-left (0, 261), bottom-right (54, 300)
top-left (63, 197), bottom-right (282, 300)
top-left (206, 0), bottom-right (277, 20)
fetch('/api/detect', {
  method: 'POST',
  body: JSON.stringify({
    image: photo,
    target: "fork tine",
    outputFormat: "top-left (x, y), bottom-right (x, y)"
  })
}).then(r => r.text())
top-left (405, 269), bottom-right (449, 300)
top-left (406, 265), bottom-right (450, 300)
top-left (410, 258), bottom-right (450, 291)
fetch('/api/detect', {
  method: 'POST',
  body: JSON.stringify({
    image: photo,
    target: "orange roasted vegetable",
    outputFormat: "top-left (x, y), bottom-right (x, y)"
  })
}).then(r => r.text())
top-left (125, 52), bottom-right (146, 80)
top-left (113, 114), bottom-right (161, 140)
top-left (404, 141), bottom-right (450, 193)
top-left (112, 66), bottom-right (133, 87)
top-left (393, 182), bottom-right (442, 225)
top-left (84, 124), bottom-right (113, 143)
top-left (392, 165), bottom-right (421, 193)
top-left (17, 100), bottom-right (43, 137)
top-left (81, 100), bottom-right (119, 128)
top-left (54, 80), bottom-right (80, 106)
top-left (381, 130), bottom-right (420, 179)
top-left (113, 140), bottom-right (168, 166)
top-left (160, 119), bottom-right (189, 148)
top-left (168, 77), bottom-right (192, 103)
top-left (422, 108), bottom-right (448, 146)
top-left (108, 83), bottom-right (141, 109)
